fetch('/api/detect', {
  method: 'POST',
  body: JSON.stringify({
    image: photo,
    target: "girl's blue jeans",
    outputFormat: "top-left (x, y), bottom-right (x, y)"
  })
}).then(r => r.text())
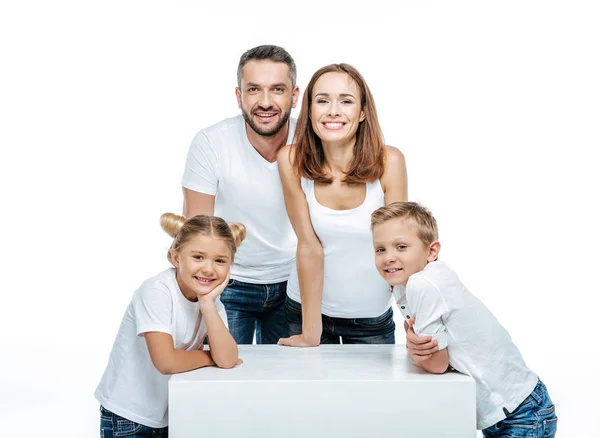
top-left (100, 406), bottom-right (168, 438)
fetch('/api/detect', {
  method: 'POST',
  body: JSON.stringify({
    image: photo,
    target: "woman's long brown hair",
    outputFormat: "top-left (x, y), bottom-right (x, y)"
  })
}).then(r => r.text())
top-left (291, 63), bottom-right (386, 184)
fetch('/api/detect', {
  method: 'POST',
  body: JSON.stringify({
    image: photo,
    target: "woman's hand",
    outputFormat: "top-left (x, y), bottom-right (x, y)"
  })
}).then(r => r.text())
top-left (277, 333), bottom-right (320, 347)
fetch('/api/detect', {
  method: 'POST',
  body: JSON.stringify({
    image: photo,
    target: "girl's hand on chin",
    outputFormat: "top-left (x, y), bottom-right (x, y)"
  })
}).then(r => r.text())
top-left (197, 271), bottom-right (230, 305)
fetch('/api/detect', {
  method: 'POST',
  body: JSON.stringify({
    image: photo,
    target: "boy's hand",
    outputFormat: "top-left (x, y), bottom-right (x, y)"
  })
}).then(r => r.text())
top-left (405, 317), bottom-right (439, 363)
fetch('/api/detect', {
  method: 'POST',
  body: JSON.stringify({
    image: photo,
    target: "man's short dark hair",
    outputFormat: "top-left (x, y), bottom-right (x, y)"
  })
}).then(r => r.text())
top-left (237, 44), bottom-right (297, 87)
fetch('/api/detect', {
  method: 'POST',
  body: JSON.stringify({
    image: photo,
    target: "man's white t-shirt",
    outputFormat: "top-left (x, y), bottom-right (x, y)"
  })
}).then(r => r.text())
top-left (393, 261), bottom-right (538, 430)
top-left (182, 115), bottom-right (297, 283)
top-left (94, 268), bottom-right (227, 428)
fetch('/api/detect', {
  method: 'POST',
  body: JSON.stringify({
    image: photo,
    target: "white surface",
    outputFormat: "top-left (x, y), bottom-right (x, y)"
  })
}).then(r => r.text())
top-left (1, 1), bottom-right (598, 437)
top-left (169, 345), bottom-right (476, 438)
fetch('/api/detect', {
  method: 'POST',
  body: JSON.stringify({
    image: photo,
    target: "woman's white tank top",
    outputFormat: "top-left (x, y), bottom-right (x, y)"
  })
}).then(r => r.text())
top-left (287, 177), bottom-right (392, 318)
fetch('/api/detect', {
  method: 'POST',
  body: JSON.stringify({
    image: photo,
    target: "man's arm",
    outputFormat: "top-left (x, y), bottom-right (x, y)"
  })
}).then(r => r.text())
top-left (181, 129), bottom-right (218, 217)
top-left (183, 188), bottom-right (215, 217)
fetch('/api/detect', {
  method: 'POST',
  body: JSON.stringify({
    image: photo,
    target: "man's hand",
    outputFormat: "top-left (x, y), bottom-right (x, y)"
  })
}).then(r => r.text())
top-left (405, 317), bottom-right (438, 363)
top-left (277, 334), bottom-right (320, 347)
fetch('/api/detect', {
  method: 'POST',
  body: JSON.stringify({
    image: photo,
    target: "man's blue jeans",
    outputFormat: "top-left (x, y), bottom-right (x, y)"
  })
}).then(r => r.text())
top-left (285, 296), bottom-right (395, 344)
top-left (219, 279), bottom-right (288, 344)
top-left (100, 406), bottom-right (167, 438)
top-left (482, 379), bottom-right (557, 437)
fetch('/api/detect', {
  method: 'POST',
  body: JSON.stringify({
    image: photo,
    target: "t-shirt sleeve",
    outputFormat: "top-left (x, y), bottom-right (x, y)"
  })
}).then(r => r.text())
top-left (406, 277), bottom-right (449, 350)
top-left (181, 130), bottom-right (219, 195)
top-left (133, 286), bottom-right (173, 337)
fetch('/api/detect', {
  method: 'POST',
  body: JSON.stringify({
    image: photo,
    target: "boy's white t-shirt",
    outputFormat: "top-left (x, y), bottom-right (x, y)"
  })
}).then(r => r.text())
top-left (94, 268), bottom-right (227, 428)
top-left (393, 261), bottom-right (538, 430)
top-left (181, 115), bottom-right (297, 283)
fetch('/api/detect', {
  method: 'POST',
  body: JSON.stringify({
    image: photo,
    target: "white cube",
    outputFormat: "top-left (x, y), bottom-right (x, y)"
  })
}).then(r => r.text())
top-left (169, 345), bottom-right (475, 438)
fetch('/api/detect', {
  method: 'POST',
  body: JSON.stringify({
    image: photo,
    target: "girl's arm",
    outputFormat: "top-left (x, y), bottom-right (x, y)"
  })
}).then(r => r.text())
top-left (199, 299), bottom-right (239, 369)
top-left (277, 145), bottom-right (324, 347)
top-left (143, 275), bottom-right (239, 374)
top-left (144, 332), bottom-right (215, 375)
top-left (381, 146), bottom-right (408, 204)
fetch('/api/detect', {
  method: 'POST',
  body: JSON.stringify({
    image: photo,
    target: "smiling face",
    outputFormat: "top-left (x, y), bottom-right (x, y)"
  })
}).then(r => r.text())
top-left (236, 60), bottom-right (299, 137)
top-left (310, 72), bottom-right (365, 145)
top-left (170, 234), bottom-right (233, 300)
top-left (373, 217), bottom-right (440, 286)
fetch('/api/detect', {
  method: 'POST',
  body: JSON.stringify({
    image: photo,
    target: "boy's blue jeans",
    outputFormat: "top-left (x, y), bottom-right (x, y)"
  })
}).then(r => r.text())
top-left (482, 379), bottom-right (557, 437)
top-left (219, 279), bottom-right (288, 344)
top-left (285, 296), bottom-right (395, 344)
top-left (100, 406), bottom-right (168, 437)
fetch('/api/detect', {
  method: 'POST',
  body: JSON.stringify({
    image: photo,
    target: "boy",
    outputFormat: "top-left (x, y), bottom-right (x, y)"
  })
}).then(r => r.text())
top-left (370, 201), bottom-right (557, 436)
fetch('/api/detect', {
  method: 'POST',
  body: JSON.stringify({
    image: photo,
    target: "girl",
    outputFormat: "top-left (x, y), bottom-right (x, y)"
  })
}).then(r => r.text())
top-left (277, 63), bottom-right (408, 346)
top-left (95, 213), bottom-right (245, 437)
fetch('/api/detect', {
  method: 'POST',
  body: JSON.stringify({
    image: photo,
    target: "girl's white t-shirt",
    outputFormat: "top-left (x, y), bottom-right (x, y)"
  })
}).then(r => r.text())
top-left (94, 268), bottom-right (227, 428)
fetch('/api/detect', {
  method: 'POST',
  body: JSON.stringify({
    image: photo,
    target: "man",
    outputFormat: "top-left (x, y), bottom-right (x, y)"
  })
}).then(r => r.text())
top-left (181, 45), bottom-right (299, 344)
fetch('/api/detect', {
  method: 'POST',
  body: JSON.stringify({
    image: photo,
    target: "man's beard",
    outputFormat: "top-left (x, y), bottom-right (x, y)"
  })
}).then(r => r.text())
top-left (241, 107), bottom-right (292, 137)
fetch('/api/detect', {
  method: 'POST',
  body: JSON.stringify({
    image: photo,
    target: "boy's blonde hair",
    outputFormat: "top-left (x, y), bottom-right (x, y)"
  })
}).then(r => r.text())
top-left (371, 202), bottom-right (439, 246)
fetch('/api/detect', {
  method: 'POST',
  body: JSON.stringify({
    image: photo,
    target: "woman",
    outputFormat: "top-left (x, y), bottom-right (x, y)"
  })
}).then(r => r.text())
top-left (277, 63), bottom-right (408, 346)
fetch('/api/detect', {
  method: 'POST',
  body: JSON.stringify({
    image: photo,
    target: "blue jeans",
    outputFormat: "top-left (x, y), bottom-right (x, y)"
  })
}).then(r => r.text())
top-left (219, 279), bottom-right (288, 344)
top-left (100, 406), bottom-right (168, 438)
top-left (285, 296), bottom-right (395, 344)
top-left (482, 379), bottom-right (557, 437)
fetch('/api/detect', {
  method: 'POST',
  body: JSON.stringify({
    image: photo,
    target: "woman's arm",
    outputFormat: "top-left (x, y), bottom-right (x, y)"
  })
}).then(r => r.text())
top-left (277, 145), bottom-right (324, 347)
top-left (144, 332), bottom-right (215, 375)
top-left (381, 146), bottom-right (408, 204)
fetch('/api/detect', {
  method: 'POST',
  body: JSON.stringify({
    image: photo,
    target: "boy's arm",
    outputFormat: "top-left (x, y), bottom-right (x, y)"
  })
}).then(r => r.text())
top-left (406, 317), bottom-right (449, 374)
top-left (405, 322), bottom-right (439, 362)
top-left (406, 277), bottom-right (450, 374)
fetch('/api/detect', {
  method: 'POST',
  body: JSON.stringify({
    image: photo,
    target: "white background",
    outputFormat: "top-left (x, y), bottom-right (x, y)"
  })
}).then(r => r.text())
top-left (1, 1), bottom-right (598, 436)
